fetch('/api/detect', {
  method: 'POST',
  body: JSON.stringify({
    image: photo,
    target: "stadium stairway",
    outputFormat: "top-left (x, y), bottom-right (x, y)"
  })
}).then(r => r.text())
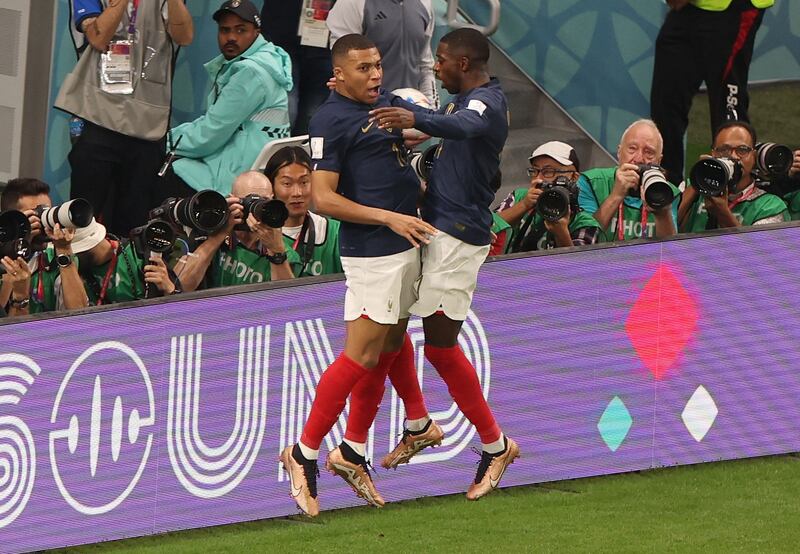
top-left (485, 41), bottom-right (616, 206)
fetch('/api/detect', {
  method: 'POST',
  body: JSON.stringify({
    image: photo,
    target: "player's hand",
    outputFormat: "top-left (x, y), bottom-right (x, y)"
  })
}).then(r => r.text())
top-left (143, 255), bottom-right (176, 295)
top-left (370, 107), bottom-right (416, 130)
top-left (2, 257), bottom-right (32, 297)
top-left (667, 0), bottom-right (689, 10)
top-left (522, 184), bottom-right (544, 210)
top-left (614, 163), bottom-right (641, 197)
top-left (326, 75), bottom-right (336, 91)
top-left (790, 149), bottom-right (800, 177)
top-left (385, 213), bottom-right (437, 248)
top-left (403, 130), bottom-right (431, 149)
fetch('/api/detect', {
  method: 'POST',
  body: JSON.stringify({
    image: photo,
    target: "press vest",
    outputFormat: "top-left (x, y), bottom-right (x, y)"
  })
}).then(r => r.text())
top-left (691, 0), bottom-right (773, 11)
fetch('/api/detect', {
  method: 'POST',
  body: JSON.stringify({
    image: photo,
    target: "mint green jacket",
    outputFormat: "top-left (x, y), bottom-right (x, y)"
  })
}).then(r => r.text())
top-left (171, 35), bottom-right (292, 193)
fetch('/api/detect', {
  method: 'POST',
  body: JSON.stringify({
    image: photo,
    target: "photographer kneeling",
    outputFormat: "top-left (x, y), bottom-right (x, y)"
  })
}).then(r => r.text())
top-left (679, 121), bottom-right (789, 232)
top-left (176, 171), bottom-right (296, 291)
top-left (578, 119), bottom-right (679, 241)
top-left (0, 178), bottom-right (89, 315)
top-left (494, 141), bottom-right (603, 252)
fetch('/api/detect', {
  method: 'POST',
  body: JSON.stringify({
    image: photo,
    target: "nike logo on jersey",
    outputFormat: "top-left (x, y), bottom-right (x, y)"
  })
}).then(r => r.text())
top-left (361, 120), bottom-right (375, 133)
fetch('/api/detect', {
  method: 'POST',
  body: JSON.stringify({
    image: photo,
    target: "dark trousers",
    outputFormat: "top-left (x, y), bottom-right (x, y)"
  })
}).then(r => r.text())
top-left (287, 46), bottom-right (332, 136)
top-left (68, 121), bottom-right (165, 237)
top-left (650, 1), bottom-right (765, 184)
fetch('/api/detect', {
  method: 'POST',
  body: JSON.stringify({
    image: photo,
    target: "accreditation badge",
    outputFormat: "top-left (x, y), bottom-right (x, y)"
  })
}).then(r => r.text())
top-left (298, 0), bottom-right (331, 48)
top-left (100, 39), bottom-right (134, 94)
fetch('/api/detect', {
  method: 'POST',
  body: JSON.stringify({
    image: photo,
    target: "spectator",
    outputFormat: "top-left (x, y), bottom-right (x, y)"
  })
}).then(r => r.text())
top-left (264, 146), bottom-right (342, 277)
top-left (327, 0), bottom-right (438, 107)
top-left (651, 0), bottom-right (772, 185)
top-left (0, 178), bottom-right (90, 314)
top-left (161, 0), bottom-right (293, 199)
top-left (494, 141), bottom-right (603, 252)
top-left (679, 121), bottom-right (788, 231)
top-left (55, 0), bottom-right (193, 236)
top-left (578, 119), bottom-right (680, 241)
top-left (175, 171), bottom-right (297, 291)
top-left (260, 0), bottom-right (333, 135)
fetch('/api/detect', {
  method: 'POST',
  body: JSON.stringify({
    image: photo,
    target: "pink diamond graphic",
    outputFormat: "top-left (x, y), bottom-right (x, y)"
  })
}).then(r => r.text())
top-left (625, 264), bottom-right (698, 380)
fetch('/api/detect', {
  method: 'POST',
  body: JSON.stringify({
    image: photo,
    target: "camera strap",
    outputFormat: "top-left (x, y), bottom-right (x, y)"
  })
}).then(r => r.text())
top-left (727, 184), bottom-right (757, 210)
top-left (97, 240), bottom-right (120, 306)
top-left (617, 203), bottom-right (650, 241)
top-left (33, 254), bottom-right (46, 305)
top-left (293, 214), bottom-right (316, 276)
top-left (512, 211), bottom-right (536, 252)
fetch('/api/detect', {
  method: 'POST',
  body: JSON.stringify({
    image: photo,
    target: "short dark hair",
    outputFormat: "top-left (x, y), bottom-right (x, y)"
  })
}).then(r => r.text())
top-left (440, 28), bottom-right (490, 66)
top-left (331, 33), bottom-right (378, 64)
top-left (712, 120), bottom-right (757, 148)
top-left (1, 178), bottom-right (50, 211)
top-left (263, 146), bottom-right (312, 184)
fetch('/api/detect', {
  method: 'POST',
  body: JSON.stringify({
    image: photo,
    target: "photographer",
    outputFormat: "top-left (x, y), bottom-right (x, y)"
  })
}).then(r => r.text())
top-left (759, 148), bottom-right (800, 220)
top-left (77, 222), bottom-right (180, 304)
top-left (679, 121), bottom-right (788, 231)
top-left (578, 119), bottom-right (680, 241)
top-left (175, 171), bottom-right (296, 291)
top-left (266, 146), bottom-right (343, 277)
top-left (494, 141), bottom-right (603, 252)
top-left (0, 178), bottom-right (89, 315)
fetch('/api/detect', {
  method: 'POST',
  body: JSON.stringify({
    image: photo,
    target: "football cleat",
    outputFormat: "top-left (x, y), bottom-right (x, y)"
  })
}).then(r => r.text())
top-left (381, 419), bottom-right (445, 469)
top-left (466, 437), bottom-right (520, 501)
top-left (280, 444), bottom-right (320, 517)
top-left (326, 445), bottom-right (385, 507)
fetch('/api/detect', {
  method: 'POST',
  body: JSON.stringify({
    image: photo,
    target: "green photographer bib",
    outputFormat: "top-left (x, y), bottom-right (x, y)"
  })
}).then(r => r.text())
top-left (28, 247), bottom-right (59, 314)
top-left (85, 242), bottom-right (147, 304)
top-left (681, 186), bottom-right (789, 232)
top-left (211, 241), bottom-right (300, 287)
top-left (283, 213), bottom-right (343, 278)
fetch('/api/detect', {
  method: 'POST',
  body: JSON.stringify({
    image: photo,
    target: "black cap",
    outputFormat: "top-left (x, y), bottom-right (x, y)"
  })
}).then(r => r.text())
top-left (213, 0), bottom-right (262, 27)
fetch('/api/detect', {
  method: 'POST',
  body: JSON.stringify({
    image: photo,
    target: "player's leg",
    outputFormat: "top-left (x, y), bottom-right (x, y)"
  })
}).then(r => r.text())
top-left (319, 249), bottom-right (419, 508)
top-left (411, 232), bottom-right (519, 500)
top-left (281, 253), bottom-right (398, 515)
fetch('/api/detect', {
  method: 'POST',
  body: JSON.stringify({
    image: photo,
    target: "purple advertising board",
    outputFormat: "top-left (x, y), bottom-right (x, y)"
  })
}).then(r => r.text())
top-left (2, 226), bottom-right (800, 551)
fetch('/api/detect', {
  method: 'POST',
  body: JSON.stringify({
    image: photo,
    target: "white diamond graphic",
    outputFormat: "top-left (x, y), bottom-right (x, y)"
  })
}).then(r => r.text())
top-left (681, 385), bottom-right (718, 442)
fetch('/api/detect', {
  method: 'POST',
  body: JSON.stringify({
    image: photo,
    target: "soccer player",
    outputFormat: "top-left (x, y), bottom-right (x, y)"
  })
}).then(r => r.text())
top-left (368, 27), bottom-right (520, 500)
top-left (279, 34), bottom-right (438, 517)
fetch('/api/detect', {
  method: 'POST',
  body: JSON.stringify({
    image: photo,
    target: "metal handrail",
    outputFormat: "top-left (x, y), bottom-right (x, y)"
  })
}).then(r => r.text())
top-left (445, 0), bottom-right (500, 36)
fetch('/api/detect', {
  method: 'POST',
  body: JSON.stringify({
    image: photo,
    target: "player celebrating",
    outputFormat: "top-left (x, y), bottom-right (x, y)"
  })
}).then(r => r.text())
top-left (369, 27), bottom-right (519, 500)
top-left (279, 34), bottom-right (437, 517)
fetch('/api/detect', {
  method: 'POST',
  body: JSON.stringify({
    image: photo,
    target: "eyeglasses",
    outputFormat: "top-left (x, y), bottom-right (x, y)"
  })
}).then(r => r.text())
top-left (712, 145), bottom-right (754, 157)
top-left (527, 167), bottom-right (574, 179)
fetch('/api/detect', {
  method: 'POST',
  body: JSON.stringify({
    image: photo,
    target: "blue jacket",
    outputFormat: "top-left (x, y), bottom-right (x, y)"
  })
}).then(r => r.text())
top-left (171, 35), bottom-right (292, 193)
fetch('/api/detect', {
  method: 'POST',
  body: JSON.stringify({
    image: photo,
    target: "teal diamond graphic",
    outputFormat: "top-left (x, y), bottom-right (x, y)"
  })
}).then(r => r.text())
top-left (597, 396), bottom-right (632, 452)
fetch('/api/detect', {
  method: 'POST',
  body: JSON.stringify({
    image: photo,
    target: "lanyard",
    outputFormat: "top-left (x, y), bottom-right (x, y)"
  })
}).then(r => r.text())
top-left (617, 202), bottom-right (650, 241)
top-left (97, 240), bottom-right (119, 306)
top-left (727, 185), bottom-right (756, 211)
top-left (33, 254), bottom-right (45, 304)
top-left (127, 0), bottom-right (140, 37)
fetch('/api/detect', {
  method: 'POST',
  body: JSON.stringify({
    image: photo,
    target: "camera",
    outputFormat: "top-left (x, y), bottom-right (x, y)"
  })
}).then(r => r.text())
top-left (0, 210), bottom-right (33, 275)
top-left (690, 157), bottom-right (743, 197)
top-left (536, 176), bottom-right (578, 222)
top-left (410, 145), bottom-right (437, 182)
top-left (35, 199), bottom-right (93, 230)
top-left (149, 190), bottom-right (228, 234)
top-left (637, 164), bottom-right (673, 210)
top-left (755, 142), bottom-right (793, 178)
top-left (130, 219), bottom-right (176, 256)
top-left (236, 194), bottom-right (289, 231)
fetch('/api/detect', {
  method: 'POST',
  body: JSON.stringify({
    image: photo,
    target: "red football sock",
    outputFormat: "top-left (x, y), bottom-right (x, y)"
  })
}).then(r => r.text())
top-left (300, 353), bottom-right (368, 450)
top-left (387, 333), bottom-right (429, 420)
top-left (344, 349), bottom-right (399, 443)
top-left (424, 343), bottom-right (501, 443)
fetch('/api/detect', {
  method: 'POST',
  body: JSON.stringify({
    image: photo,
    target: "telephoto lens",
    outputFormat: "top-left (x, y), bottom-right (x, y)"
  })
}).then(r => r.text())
top-left (638, 165), bottom-right (674, 210)
top-left (536, 176), bottom-right (575, 222)
top-left (130, 220), bottom-right (176, 255)
top-left (171, 190), bottom-right (229, 234)
top-left (36, 199), bottom-right (93, 230)
top-left (690, 158), bottom-right (743, 197)
top-left (755, 142), bottom-right (793, 178)
top-left (0, 210), bottom-right (32, 243)
top-left (410, 145), bottom-right (438, 182)
top-left (237, 194), bottom-right (289, 230)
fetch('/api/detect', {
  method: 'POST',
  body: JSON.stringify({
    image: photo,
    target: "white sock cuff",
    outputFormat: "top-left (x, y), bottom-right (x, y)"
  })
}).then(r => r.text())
top-left (343, 438), bottom-right (366, 457)
top-left (298, 441), bottom-right (319, 461)
top-left (406, 416), bottom-right (431, 433)
top-left (482, 433), bottom-right (506, 455)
